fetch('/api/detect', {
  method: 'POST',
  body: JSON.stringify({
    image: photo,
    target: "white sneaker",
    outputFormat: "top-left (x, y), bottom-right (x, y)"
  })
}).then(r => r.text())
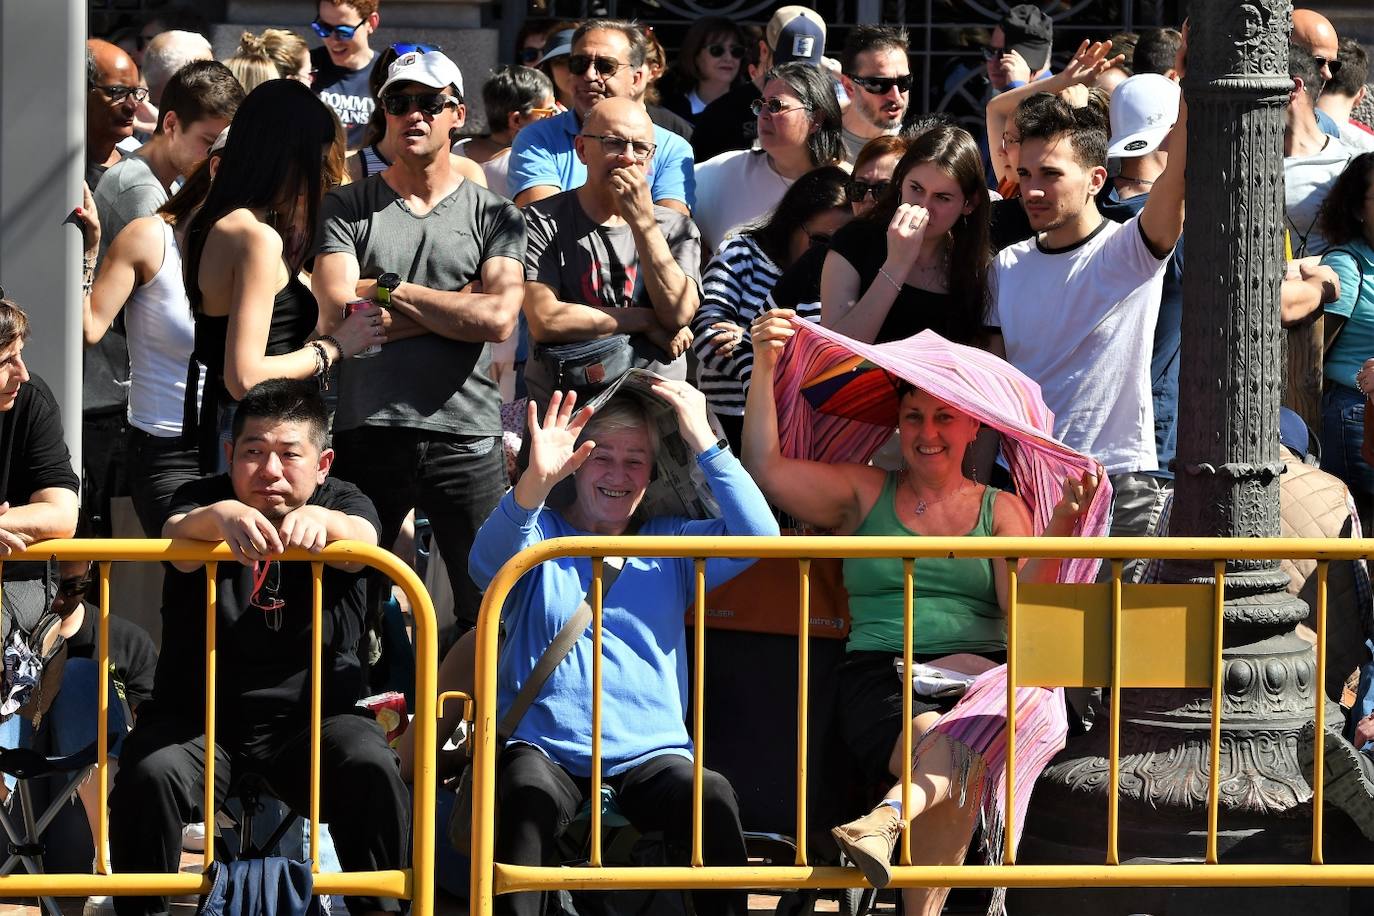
top-left (83, 895), bottom-right (114, 916)
top-left (182, 822), bottom-right (206, 852)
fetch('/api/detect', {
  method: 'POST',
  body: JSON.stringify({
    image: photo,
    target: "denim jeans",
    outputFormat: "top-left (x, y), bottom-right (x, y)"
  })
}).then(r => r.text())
top-left (0, 658), bottom-right (126, 791)
top-left (1320, 384), bottom-right (1374, 530)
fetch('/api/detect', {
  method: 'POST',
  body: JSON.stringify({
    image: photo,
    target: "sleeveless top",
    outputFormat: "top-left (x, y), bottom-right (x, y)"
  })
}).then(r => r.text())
top-left (184, 273), bottom-right (318, 471)
top-left (358, 144), bottom-right (388, 178)
top-left (126, 220), bottom-right (201, 437)
top-left (843, 474), bottom-right (1005, 655)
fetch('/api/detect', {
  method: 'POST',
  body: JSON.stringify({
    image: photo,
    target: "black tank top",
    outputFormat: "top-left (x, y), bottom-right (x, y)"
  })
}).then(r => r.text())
top-left (184, 274), bottom-right (318, 471)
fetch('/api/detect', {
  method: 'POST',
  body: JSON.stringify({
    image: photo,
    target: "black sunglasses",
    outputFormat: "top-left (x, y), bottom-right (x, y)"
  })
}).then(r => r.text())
top-left (519, 46), bottom-right (542, 64)
top-left (96, 84), bottom-right (150, 104)
top-left (568, 54), bottom-right (628, 77)
top-left (311, 18), bottom-right (365, 40)
top-left (981, 45), bottom-right (1006, 61)
top-left (250, 560), bottom-right (285, 631)
top-left (1314, 56), bottom-right (1344, 77)
top-left (846, 73), bottom-right (914, 95)
top-left (380, 92), bottom-right (460, 116)
top-left (707, 43), bottom-right (746, 60)
top-left (750, 97), bottom-right (808, 116)
top-left (845, 179), bottom-right (890, 203)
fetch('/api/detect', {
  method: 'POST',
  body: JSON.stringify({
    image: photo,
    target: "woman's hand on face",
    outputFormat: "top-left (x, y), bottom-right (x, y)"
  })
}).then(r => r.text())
top-left (649, 378), bottom-right (717, 453)
top-left (885, 203), bottom-right (930, 271)
top-left (526, 391), bottom-right (597, 490)
top-left (1051, 471), bottom-right (1100, 528)
top-left (749, 309), bottom-right (796, 373)
top-left (332, 301), bottom-right (387, 357)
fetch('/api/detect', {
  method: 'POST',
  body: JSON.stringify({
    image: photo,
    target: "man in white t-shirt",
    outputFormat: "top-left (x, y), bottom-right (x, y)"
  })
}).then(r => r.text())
top-left (1284, 42), bottom-right (1352, 259)
top-left (989, 92), bottom-right (1186, 535)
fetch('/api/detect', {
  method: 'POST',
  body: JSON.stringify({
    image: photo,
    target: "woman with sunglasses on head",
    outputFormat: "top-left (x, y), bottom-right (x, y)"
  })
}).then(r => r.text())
top-left (346, 44), bottom-right (488, 188)
top-left (181, 80), bottom-right (382, 472)
top-left (821, 124), bottom-right (995, 351)
top-left (690, 166), bottom-right (851, 449)
top-left (658, 17), bottom-right (749, 124)
top-left (453, 65), bottom-right (556, 199)
top-left (693, 62), bottom-right (845, 253)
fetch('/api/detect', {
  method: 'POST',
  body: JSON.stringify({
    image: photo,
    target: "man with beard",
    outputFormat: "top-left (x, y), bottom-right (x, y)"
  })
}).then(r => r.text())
top-left (837, 26), bottom-right (911, 162)
top-left (988, 93), bottom-right (1186, 536)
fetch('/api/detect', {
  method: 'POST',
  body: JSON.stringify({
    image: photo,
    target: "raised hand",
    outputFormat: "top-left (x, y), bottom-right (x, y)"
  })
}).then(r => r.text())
top-left (75, 182), bottom-right (101, 264)
top-left (1050, 471), bottom-right (1100, 530)
top-left (649, 378), bottom-right (716, 453)
top-left (749, 308), bottom-right (797, 374)
top-left (524, 391), bottom-right (597, 495)
top-left (885, 203), bottom-right (930, 273)
top-left (1058, 39), bottom-right (1124, 88)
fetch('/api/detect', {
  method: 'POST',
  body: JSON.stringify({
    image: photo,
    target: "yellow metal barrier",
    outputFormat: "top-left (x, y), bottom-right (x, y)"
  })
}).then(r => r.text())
top-left (468, 535), bottom-right (1374, 913)
top-left (0, 539), bottom-right (437, 916)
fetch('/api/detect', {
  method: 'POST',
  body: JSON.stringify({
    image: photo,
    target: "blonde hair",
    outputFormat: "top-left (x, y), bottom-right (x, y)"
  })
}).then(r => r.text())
top-left (226, 29), bottom-right (309, 92)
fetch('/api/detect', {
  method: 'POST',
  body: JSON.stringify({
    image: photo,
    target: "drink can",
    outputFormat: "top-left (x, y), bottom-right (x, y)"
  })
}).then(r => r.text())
top-left (345, 298), bottom-right (381, 357)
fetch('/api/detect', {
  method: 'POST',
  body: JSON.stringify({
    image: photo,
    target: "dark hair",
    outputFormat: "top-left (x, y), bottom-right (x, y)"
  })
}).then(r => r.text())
top-left (1107, 31), bottom-right (1138, 74)
top-left (514, 17), bottom-right (553, 65)
top-left (1133, 28), bottom-right (1181, 76)
top-left (840, 25), bottom-right (909, 73)
top-left (159, 154), bottom-right (215, 225)
top-left (673, 17), bottom-right (748, 86)
top-left (0, 299), bottom-right (31, 352)
top-left (483, 65), bottom-right (554, 132)
top-left (901, 111), bottom-right (957, 141)
top-left (156, 60), bottom-right (245, 135)
top-left (572, 19), bottom-right (647, 69)
top-left (863, 125), bottom-right (992, 345)
top-left (763, 62), bottom-right (844, 167)
top-left (231, 379), bottom-right (329, 451)
top-left (359, 45), bottom-right (402, 149)
top-left (1289, 41), bottom-right (1321, 103)
top-left (1318, 152), bottom-right (1374, 248)
top-left (746, 165), bottom-right (851, 268)
top-left (853, 134), bottom-right (910, 176)
top-left (1327, 37), bottom-right (1370, 98)
top-left (183, 80), bottom-right (345, 310)
top-left (1014, 93), bottom-right (1108, 170)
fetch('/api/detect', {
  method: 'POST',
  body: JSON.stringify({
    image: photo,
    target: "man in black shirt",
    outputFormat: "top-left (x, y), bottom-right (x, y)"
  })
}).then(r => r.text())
top-left (109, 380), bottom-right (407, 916)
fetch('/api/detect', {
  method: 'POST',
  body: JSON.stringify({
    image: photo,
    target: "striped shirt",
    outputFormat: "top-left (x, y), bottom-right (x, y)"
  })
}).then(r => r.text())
top-left (691, 234), bottom-right (784, 417)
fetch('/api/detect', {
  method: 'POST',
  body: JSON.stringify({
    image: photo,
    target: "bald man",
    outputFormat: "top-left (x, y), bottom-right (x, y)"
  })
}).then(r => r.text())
top-left (86, 39), bottom-right (142, 188)
top-left (1291, 8), bottom-right (1344, 140)
top-left (521, 96), bottom-right (702, 415)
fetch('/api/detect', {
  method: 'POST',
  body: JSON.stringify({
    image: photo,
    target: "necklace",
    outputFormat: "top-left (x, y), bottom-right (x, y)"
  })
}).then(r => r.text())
top-left (1114, 175), bottom-right (1154, 187)
top-left (902, 470), bottom-right (975, 515)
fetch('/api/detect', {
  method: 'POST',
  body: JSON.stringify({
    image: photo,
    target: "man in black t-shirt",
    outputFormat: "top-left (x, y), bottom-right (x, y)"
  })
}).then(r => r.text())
top-left (109, 380), bottom-right (408, 916)
top-left (311, 0), bottom-right (380, 149)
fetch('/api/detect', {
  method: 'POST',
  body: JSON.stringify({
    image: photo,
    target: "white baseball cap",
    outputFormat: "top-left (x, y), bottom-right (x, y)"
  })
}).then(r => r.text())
top-left (379, 50), bottom-right (465, 99)
top-left (1107, 73), bottom-right (1180, 159)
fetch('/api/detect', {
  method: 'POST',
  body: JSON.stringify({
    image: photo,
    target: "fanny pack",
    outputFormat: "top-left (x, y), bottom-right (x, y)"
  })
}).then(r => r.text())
top-left (530, 334), bottom-right (670, 398)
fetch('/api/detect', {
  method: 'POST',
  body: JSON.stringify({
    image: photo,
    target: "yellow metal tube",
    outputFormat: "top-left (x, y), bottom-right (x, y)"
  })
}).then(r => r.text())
top-left (1005, 561), bottom-right (1018, 866)
top-left (794, 559), bottom-right (810, 867)
top-left (1107, 560), bottom-right (1122, 866)
top-left (1207, 561), bottom-right (1225, 864)
top-left (900, 558), bottom-right (914, 867)
top-left (0, 870), bottom-right (410, 897)
top-left (97, 561), bottom-right (111, 875)
top-left (1313, 560), bottom-right (1329, 864)
top-left (590, 557), bottom-right (605, 867)
top-left (310, 561), bottom-right (324, 873)
top-left (203, 563), bottom-right (218, 873)
top-left (692, 558), bottom-right (706, 868)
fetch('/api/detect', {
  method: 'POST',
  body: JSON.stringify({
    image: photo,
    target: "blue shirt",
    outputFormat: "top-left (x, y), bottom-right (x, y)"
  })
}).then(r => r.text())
top-left (1321, 239), bottom-right (1374, 388)
top-left (468, 446), bottom-right (776, 776)
top-left (1316, 107), bottom-right (1342, 141)
top-left (507, 109), bottom-right (696, 208)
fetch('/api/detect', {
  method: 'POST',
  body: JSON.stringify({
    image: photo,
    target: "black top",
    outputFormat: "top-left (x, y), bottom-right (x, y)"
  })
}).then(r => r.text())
top-left (0, 375), bottom-right (80, 582)
top-left (990, 196), bottom-right (1034, 251)
top-left (186, 274), bottom-right (318, 472)
top-left (828, 220), bottom-right (974, 345)
top-left (768, 242), bottom-right (827, 314)
top-left (646, 103), bottom-right (694, 142)
top-left (66, 613), bottom-right (159, 713)
top-left (691, 81), bottom-right (761, 163)
top-left (151, 475), bottom-right (380, 750)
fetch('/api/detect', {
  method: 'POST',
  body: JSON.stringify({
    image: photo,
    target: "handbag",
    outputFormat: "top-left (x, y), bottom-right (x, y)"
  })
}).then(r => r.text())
top-left (449, 556), bottom-right (630, 851)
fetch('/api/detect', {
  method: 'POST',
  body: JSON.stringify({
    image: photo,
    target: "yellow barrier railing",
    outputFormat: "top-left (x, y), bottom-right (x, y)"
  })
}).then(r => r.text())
top-left (0, 539), bottom-right (436, 916)
top-left (468, 535), bottom-right (1374, 913)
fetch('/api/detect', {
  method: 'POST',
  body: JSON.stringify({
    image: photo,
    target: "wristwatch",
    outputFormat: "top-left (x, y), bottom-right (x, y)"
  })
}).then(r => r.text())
top-left (376, 272), bottom-right (401, 307)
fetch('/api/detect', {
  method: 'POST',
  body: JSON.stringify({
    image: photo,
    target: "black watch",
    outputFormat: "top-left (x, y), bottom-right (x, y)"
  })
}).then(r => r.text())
top-left (376, 272), bottom-right (402, 307)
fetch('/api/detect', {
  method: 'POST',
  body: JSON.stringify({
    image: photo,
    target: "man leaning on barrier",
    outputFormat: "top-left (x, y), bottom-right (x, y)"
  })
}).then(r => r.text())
top-left (109, 379), bottom-right (408, 916)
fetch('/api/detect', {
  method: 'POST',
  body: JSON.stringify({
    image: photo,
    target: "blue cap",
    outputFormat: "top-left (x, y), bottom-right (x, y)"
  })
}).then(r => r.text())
top-left (1278, 406), bottom-right (1311, 460)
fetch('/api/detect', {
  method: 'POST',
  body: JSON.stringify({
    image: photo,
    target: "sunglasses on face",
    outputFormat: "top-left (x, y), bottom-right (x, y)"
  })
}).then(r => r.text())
top-left (311, 18), bottom-right (365, 40)
top-left (707, 43), bottom-right (746, 60)
top-left (519, 46), bottom-right (543, 64)
top-left (380, 92), bottom-right (460, 116)
top-left (392, 42), bottom-right (440, 55)
top-left (96, 84), bottom-right (150, 104)
top-left (981, 45), bottom-right (1007, 60)
top-left (1314, 56), bottom-right (1343, 77)
top-left (845, 179), bottom-right (890, 203)
top-left (846, 73), bottom-right (914, 94)
top-left (582, 133), bottom-right (657, 161)
top-left (568, 54), bottom-right (629, 77)
top-left (751, 97), bottom-right (808, 116)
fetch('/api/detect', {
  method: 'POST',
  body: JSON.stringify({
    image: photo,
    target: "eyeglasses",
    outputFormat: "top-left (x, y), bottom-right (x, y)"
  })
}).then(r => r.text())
top-left (568, 54), bottom-right (629, 77)
top-left (845, 73), bottom-right (914, 94)
top-left (1314, 56), bottom-right (1344, 77)
top-left (392, 42), bottom-right (440, 55)
top-left (751, 97), bottom-right (809, 116)
top-left (707, 43), bottom-right (746, 60)
top-left (380, 92), bottom-right (461, 116)
top-left (981, 45), bottom-right (1007, 61)
top-left (845, 179), bottom-right (890, 203)
top-left (95, 84), bottom-right (150, 104)
top-left (311, 18), bottom-right (365, 41)
top-left (582, 133), bottom-right (657, 161)
top-left (250, 560), bottom-right (285, 632)
top-left (519, 46), bottom-right (543, 64)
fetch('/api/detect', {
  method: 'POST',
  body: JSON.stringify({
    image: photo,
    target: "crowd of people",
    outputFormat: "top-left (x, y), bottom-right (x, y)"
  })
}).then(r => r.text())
top-left (0, 2), bottom-right (1369, 916)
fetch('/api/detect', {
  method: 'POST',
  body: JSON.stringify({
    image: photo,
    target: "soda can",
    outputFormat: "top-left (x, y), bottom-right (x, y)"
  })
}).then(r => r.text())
top-left (344, 298), bottom-right (381, 357)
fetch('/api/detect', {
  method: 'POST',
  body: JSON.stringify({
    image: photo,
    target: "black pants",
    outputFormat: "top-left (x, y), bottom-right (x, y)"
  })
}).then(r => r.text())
top-left (126, 428), bottom-right (201, 537)
top-left (495, 744), bottom-right (748, 916)
top-left (79, 410), bottom-right (130, 538)
top-left (109, 709), bottom-right (409, 916)
top-left (332, 427), bottom-right (508, 631)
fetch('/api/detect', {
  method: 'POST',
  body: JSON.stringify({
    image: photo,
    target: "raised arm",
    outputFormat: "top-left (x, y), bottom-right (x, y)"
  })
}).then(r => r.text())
top-left (1139, 97), bottom-right (1187, 259)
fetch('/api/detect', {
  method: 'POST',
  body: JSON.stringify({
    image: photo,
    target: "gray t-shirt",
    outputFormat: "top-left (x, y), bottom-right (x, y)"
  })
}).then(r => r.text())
top-left (93, 153), bottom-right (168, 261)
top-left (524, 190), bottom-right (702, 379)
top-left (316, 174), bottom-right (527, 436)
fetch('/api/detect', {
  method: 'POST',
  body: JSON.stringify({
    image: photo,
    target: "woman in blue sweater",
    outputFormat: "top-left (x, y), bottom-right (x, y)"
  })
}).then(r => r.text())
top-left (469, 381), bottom-right (778, 916)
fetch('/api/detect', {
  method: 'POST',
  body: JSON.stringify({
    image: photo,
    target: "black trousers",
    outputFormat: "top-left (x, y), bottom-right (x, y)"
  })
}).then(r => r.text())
top-left (126, 428), bottom-right (201, 537)
top-left (109, 709), bottom-right (409, 916)
top-left (495, 744), bottom-right (748, 916)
